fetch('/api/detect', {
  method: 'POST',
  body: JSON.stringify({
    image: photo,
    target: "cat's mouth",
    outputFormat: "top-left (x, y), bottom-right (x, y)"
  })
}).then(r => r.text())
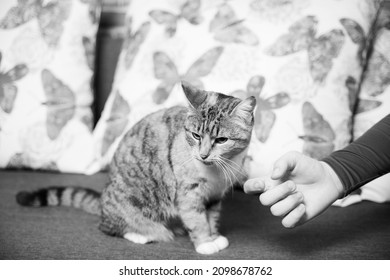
top-left (197, 159), bottom-right (214, 166)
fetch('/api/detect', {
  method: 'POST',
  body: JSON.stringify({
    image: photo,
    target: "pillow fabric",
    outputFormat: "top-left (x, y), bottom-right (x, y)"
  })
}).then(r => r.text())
top-left (334, 4), bottom-right (390, 207)
top-left (90, 0), bottom-right (381, 177)
top-left (354, 5), bottom-right (390, 139)
top-left (0, 0), bottom-right (100, 173)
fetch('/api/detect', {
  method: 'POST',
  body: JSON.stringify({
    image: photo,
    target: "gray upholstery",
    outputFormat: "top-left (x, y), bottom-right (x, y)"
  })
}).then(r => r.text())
top-left (1, 170), bottom-right (389, 259)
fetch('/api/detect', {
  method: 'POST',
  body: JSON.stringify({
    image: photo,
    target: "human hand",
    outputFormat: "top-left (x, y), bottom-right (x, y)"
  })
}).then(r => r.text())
top-left (244, 151), bottom-right (344, 228)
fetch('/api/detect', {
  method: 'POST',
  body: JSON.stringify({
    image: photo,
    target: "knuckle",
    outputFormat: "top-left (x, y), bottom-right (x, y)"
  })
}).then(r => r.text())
top-left (286, 180), bottom-right (296, 192)
top-left (295, 192), bottom-right (304, 202)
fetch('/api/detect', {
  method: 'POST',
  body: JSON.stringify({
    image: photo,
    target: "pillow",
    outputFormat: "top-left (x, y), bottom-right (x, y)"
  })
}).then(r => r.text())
top-left (0, 0), bottom-right (100, 173)
top-left (90, 0), bottom-right (381, 177)
top-left (353, 6), bottom-right (390, 139)
top-left (335, 4), bottom-right (390, 206)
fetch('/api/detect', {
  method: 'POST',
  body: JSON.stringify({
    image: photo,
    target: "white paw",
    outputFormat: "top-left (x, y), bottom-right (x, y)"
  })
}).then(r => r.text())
top-left (196, 242), bottom-right (219, 255)
top-left (124, 233), bottom-right (149, 244)
top-left (195, 236), bottom-right (229, 255)
top-left (213, 235), bottom-right (229, 250)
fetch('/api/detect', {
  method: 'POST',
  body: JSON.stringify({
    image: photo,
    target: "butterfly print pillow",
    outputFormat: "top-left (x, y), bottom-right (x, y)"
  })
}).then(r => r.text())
top-left (152, 46), bottom-right (223, 104)
top-left (0, 0), bottom-right (100, 173)
top-left (101, 91), bottom-right (131, 156)
top-left (210, 3), bottom-right (259, 46)
top-left (149, 0), bottom-right (202, 37)
top-left (353, 14), bottom-right (390, 140)
top-left (0, 51), bottom-right (28, 114)
top-left (266, 15), bottom-right (346, 83)
top-left (0, 0), bottom-right (73, 48)
top-left (231, 75), bottom-right (290, 143)
top-left (300, 102), bottom-right (335, 160)
top-left (92, 0), bottom-right (381, 177)
top-left (335, 6), bottom-right (390, 206)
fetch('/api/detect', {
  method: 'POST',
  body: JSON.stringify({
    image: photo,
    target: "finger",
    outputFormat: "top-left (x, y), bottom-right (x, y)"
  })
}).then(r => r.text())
top-left (243, 179), bottom-right (265, 194)
top-left (281, 203), bottom-right (306, 228)
top-left (271, 151), bottom-right (302, 180)
top-left (269, 191), bottom-right (304, 217)
top-left (259, 180), bottom-right (296, 206)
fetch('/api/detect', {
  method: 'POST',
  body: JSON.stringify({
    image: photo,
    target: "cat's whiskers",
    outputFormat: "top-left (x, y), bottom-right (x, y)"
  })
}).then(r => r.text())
top-left (214, 159), bottom-right (233, 188)
top-left (219, 159), bottom-right (239, 186)
top-left (218, 157), bottom-right (245, 187)
top-left (220, 156), bottom-right (247, 178)
top-left (214, 158), bottom-right (235, 188)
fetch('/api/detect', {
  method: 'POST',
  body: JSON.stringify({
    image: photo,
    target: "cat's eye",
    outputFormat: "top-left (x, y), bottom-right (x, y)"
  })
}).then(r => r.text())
top-left (192, 132), bottom-right (201, 140)
top-left (215, 137), bottom-right (228, 144)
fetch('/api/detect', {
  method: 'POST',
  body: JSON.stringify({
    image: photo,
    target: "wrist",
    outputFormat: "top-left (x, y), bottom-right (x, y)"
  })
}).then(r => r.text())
top-left (320, 161), bottom-right (344, 199)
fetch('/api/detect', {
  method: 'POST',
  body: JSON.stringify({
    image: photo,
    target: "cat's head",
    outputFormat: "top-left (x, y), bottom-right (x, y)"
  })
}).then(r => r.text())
top-left (182, 81), bottom-right (256, 166)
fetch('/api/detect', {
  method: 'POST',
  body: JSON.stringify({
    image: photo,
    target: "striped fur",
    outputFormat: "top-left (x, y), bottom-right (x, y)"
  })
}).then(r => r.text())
top-left (98, 82), bottom-right (256, 254)
top-left (16, 186), bottom-right (101, 215)
top-left (16, 82), bottom-right (256, 255)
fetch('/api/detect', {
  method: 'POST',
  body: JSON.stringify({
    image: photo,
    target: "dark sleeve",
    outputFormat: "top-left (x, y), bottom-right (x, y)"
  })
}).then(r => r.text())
top-left (322, 114), bottom-right (390, 197)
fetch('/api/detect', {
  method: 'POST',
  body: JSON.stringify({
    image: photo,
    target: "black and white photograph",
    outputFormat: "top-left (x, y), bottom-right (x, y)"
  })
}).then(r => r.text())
top-left (0, 0), bottom-right (389, 278)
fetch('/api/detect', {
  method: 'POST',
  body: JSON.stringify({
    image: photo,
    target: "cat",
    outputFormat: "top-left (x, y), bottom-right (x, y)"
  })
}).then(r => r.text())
top-left (16, 82), bottom-right (256, 255)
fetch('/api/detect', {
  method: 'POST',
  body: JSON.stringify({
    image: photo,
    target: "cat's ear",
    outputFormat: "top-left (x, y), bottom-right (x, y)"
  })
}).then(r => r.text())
top-left (182, 81), bottom-right (207, 109)
top-left (233, 96), bottom-right (256, 119)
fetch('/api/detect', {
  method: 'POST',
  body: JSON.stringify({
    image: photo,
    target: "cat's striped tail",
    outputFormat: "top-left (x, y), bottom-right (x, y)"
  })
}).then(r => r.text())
top-left (16, 186), bottom-right (101, 215)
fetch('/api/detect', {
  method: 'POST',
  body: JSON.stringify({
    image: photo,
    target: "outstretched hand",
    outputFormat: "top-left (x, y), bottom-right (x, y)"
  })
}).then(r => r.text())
top-left (244, 151), bottom-right (344, 228)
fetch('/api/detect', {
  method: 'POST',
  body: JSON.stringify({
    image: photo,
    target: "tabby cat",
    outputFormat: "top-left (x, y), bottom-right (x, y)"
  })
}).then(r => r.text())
top-left (16, 82), bottom-right (256, 255)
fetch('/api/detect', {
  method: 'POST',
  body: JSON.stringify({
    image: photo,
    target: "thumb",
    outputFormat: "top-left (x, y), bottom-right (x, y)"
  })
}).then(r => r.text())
top-left (271, 151), bottom-right (301, 180)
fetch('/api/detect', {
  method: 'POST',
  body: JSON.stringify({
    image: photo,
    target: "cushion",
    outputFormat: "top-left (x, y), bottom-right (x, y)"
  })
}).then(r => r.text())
top-left (335, 4), bottom-right (390, 206)
top-left (90, 0), bottom-right (381, 177)
top-left (0, 0), bottom-right (100, 173)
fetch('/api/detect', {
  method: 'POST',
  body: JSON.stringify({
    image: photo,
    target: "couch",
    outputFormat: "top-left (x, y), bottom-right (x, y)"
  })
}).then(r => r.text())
top-left (1, 0), bottom-right (390, 260)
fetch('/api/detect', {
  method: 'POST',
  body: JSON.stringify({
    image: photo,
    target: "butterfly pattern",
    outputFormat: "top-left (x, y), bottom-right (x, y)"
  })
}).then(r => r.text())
top-left (360, 49), bottom-right (390, 98)
top-left (82, 36), bottom-right (95, 70)
top-left (101, 91), bottom-right (131, 156)
top-left (266, 16), bottom-right (345, 83)
top-left (0, 0), bottom-right (72, 48)
top-left (210, 3), bottom-right (259, 46)
top-left (89, 0), bottom-right (380, 177)
top-left (0, 51), bottom-right (29, 114)
top-left (250, 0), bottom-right (310, 24)
top-left (340, 18), bottom-right (367, 64)
top-left (300, 102), bottom-right (335, 160)
top-left (231, 75), bottom-right (290, 143)
top-left (123, 18), bottom-right (151, 70)
top-left (149, 0), bottom-right (202, 38)
top-left (346, 76), bottom-right (382, 114)
top-left (152, 46), bottom-right (224, 104)
top-left (41, 69), bottom-right (75, 140)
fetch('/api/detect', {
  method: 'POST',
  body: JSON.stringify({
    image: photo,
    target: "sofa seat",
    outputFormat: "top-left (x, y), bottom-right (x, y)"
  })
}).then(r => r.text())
top-left (1, 170), bottom-right (389, 260)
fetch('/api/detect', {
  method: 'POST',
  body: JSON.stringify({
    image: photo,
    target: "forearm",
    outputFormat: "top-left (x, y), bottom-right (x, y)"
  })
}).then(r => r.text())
top-left (322, 114), bottom-right (390, 197)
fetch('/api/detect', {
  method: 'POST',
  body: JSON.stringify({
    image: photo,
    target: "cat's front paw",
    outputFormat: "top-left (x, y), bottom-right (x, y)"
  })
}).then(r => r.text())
top-left (195, 236), bottom-right (229, 255)
top-left (213, 235), bottom-right (229, 250)
top-left (124, 232), bottom-right (150, 244)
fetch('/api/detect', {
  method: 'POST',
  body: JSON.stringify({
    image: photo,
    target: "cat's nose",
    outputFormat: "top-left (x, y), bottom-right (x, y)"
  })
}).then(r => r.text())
top-left (200, 154), bottom-right (208, 160)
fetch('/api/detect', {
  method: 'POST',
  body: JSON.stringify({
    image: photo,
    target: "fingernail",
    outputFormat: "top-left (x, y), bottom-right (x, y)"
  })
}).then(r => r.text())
top-left (252, 181), bottom-right (263, 190)
top-left (254, 181), bottom-right (264, 190)
top-left (244, 180), bottom-right (263, 193)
